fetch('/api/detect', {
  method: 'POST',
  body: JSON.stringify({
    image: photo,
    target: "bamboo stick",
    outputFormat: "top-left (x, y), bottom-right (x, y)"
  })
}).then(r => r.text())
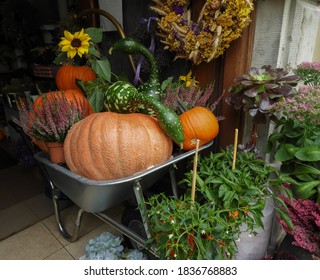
top-left (232, 129), bottom-right (239, 171)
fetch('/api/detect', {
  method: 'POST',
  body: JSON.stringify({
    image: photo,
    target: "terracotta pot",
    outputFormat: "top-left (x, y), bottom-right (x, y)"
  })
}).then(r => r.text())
top-left (32, 137), bottom-right (49, 153)
top-left (46, 142), bottom-right (65, 164)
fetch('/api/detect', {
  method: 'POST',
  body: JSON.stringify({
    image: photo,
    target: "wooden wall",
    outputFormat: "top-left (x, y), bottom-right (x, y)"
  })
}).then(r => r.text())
top-left (193, 0), bottom-right (257, 149)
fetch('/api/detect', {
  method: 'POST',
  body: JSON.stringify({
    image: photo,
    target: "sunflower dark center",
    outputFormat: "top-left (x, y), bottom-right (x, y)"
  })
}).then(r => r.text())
top-left (71, 38), bottom-right (81, 48)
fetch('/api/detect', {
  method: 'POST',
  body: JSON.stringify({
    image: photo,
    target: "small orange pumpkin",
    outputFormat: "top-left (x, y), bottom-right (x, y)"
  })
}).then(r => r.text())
top-left (55, 65), bottom-right (96, 90)
top-left (179, 106), bottom-right (219, 150)
top-left (33, 89), bottom-right (94, 116)
top-left (64, 112), bottom-right (173, 181)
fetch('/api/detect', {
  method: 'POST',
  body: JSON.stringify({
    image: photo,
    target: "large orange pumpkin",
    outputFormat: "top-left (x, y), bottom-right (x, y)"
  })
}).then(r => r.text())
top-left (33, 89), bottom-right (94, 116)
top-left (55, 65), bottom-right (96, 90)
top-left (179, 106), bottom-right (219, 150)
top-left (64, 112), bottom-right (173, 181)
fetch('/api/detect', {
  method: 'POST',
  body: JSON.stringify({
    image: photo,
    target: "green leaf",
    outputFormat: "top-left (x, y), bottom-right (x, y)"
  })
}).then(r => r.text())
top-left (87, 86), bottom-right (107, 112)
top-left (161, 76), bottom-right (174, 91)
top-left (273, 196), bottom-right (289, 211)
top-left (292, 180), bottom-right (320, 199)
top-left (53, 53), bottom-right (67, 65)
top-left (88, 45), bottom-right (101, 59)
top-left (268, 132), bottom-right (283, 143)
top-left (195, 174), bottom-right (204, 189)
top-left (274, 206), bottom-right (294, 232)
top-left (295, 146), bottom-right (320, 162)
top-left (85, 27), bottom-right (103, 43)
top-left (218, 185), bottom-right (229, 198)
top-left (295, 173), bottom-right (316, 182)
top-left (292, 162), bottom-right (320, 175)
top-left (275, 144), bottom-right (298, 161)
top-left (223, 190), bottom-right (235, 208)
top-left (91, 58), bottom-right (112, 82)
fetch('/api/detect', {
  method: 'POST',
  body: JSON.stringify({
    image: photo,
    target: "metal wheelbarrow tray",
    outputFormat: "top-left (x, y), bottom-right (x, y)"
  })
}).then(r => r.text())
top-left (34, 141), bottom-right (213, 247)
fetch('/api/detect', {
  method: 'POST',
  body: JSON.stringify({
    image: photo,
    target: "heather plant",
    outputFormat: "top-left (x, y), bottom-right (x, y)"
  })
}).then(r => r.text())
top-left (161, 73), bottom-right (223, 117)
top-left (276, 195), bottom-right (320, 259)
top-left (15, 93), bottom-right (87, 143)
top-left (295, 61), bottom-right (320, 86)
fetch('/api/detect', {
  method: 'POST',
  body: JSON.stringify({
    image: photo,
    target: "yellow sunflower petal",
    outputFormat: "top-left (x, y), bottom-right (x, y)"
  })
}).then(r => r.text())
top-left (64, 30), bottom-right (74, 41)
top-left (67, 49), bottom-right (77, 59)
top-left (59, 39), bottom-right (71, 47)
top-left (78, 28), bottom-right (85, 38)
top-left (81, 33), bottom-right (91, 40)
top-left (61, 45), bottom-right (71, 52)
top-left (79, 46), bottom-right (90, 54)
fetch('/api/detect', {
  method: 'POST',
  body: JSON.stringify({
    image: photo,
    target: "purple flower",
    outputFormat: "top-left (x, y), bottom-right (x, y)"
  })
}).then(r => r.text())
top-left (173, 5), bottom-right (184, 15)
top-left (277, 195), bottom-right (320, 257)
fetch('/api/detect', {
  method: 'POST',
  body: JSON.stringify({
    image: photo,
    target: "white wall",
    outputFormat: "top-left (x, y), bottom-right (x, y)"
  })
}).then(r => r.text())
top-left (252, 0), bottom-right (320, 68)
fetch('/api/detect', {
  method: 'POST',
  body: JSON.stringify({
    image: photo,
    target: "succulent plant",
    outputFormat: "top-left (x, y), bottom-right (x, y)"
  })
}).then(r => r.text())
top-left (226, 65), bottom-right (300, 149)
top-left (226, 65), bottom-right (300, 122)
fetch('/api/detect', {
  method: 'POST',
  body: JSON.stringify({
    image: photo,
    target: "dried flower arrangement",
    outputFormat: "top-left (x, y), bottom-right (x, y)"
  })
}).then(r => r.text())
top-left (150, 0), bottom-right (254, 64)
top-left (15, 93), bottom-right (87, 143)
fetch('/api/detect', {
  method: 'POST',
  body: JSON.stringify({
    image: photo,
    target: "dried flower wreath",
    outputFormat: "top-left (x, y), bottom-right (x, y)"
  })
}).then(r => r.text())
top-left (150, 0), bottom-right (254, 65)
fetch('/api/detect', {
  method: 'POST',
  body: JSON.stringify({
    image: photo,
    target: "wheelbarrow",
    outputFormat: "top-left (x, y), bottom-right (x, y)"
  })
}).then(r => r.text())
top-left (34, 141), bottom-right (213, 256)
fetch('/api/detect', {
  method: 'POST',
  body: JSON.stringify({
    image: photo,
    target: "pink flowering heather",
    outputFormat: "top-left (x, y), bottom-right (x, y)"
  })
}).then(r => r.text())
top-left (277, 195), bottom-right (320, 258)
top-left (161, 82), bottom-right (224, 120)
top-left (271, 86), bottom-right (320, 127)
top-left (15, 93), bottom-right (87, 142)
top-left (296, 61), bottom-right (320, 86)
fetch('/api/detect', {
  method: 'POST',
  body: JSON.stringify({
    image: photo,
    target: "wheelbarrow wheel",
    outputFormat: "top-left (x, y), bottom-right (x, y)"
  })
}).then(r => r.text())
top-left (121, 206), bottom-right (156, 259)
top-left (121, 206), bottom-right (147, 249)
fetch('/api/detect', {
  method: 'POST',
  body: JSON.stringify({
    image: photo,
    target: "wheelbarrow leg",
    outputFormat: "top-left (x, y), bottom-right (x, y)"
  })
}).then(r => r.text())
top-left (133, 180), bottom-right (152, 239)
top-left (50, 180), bottom-right (84, 242)
top-left (169, 164), bottom-right (179, 198)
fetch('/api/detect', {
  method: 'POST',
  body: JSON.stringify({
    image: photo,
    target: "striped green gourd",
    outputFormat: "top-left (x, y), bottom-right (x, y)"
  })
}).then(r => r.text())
top-left (109, 37), bottom-right (162, 100)
top-left (104, 81), bottom-right (184, 147)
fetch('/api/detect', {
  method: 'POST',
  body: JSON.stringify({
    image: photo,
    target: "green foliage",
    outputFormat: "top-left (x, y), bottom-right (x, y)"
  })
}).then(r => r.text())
top-left (144, 147), bottom-right (293, 260)
top-left (267, 117), bottom-right (320, 203)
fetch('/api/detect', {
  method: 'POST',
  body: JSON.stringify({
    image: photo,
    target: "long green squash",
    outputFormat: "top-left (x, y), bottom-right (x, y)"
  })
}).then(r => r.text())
top-left (109, 37), bottom-right (162, 100)
top-left (104, 81), bottom-right (184, 148)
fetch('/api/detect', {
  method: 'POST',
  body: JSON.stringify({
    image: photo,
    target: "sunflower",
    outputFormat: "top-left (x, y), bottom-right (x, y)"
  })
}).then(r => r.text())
top-left (58, 28), bottom-right (91, 59)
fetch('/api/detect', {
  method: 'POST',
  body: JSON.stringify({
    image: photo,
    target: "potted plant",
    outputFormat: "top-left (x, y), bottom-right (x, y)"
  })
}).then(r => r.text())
top-left (263, 60), bottom-right (320, 259)
top-left (14, 91), bottom-right (90, 163)
top-left (267, 61), bottom-right (320, 203)
top-left (226, 65), bottom-right (300, 150)
top-left (143, 146), bottom-right (293, 260)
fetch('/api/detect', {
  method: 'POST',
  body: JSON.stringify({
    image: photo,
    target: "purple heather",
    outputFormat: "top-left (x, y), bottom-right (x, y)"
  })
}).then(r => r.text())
top-left (277, 195), bottom-right (320, 257)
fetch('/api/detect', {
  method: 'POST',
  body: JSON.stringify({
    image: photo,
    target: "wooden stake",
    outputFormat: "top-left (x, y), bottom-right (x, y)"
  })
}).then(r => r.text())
top-left (232, 129), bottom-right (239, 171)
top-left (191, 139), bottom-right (200, 202)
